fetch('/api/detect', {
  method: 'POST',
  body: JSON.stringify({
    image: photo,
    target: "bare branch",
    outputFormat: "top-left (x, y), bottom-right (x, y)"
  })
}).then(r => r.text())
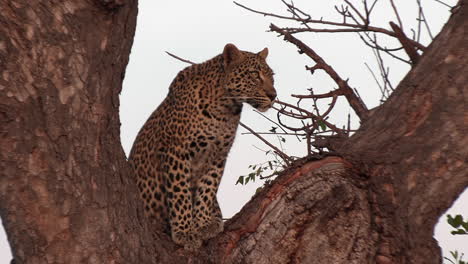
top-left (364, 62), bottom-right (387, 101)
top-left (389, 22), bottom-right (420, 64)
top-left (291, 89), bottom-right (343, 99)
top-left (432, 0), bottom-right (453, 8)
top-left (389, 0), bottom-right (404, 30)
top-left (274, 100), bottom-right (344, 135)
top-left (416, 0), bottom-right (434, 40)
top-left (320, 95), bottom-right (338, 118)
top-left (270, 23), bottom-right (369, 120)
top-left (239, 122), bottom-right (293, 165)
top-left (165, 51), bottom-right (196, 65)
top-left (343, 0), bottom-right (367, 24)
top-left (234, 1), bottom-right (426, 51)
top-left (358, 32), bottom-right (411, 64)
top-left (416, 4), bottom-right (423, 43)
top-left (372, 47), bottom-right (395, 96)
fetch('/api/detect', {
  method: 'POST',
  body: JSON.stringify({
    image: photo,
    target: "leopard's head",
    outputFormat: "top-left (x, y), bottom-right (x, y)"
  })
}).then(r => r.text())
top-left (222, 43), bottom-right (276, 112)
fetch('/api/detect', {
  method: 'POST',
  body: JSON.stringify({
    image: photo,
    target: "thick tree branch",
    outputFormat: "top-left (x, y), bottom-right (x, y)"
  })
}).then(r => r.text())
top-left (203, 157), bottom-right (374, 264)
top-left (339, 2), bottom-right (468, 262)
top-left (1, 1), bottom-right (466, 263)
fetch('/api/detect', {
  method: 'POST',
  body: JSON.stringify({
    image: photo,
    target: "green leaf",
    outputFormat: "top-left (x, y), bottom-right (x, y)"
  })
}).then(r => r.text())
top-left (256, 167), bottom-right (262, 176)
top-left (236, 176), bottom-right (244, 185)
top-left (318, 120), bottom-right (327, 131)
top-left (451, 251), bottom-right (458, 260)
top-left (454, 215), bottom-right (464, 228)
top-left (443, 257), bottom-right (456, 264)
top-left (252, 165), bottom-right (257, 170)
top-left (448, 215), bottom-right (458, 228)
top-left (245, 176), bottom-right (250, 184)
top-left (451, 229), bottom-right (467, 235)
top-left (250, 174), bottom-right (256, 182)
top-left (461, 221), bottom-right (468, 231)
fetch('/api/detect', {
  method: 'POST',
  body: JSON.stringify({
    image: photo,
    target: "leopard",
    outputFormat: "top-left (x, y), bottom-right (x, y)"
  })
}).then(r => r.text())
top-left (128, 43), bottom-right (276, 250)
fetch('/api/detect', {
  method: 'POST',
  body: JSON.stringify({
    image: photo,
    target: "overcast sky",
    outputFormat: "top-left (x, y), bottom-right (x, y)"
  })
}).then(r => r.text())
top-left (1, 0), bottom-right (466, 261)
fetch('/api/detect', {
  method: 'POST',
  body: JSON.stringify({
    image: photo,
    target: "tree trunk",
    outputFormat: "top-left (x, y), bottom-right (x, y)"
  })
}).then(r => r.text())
top-left (0, 1), bottom-right (466, 264)
top-left (0, 1), bottom-right (167, 263)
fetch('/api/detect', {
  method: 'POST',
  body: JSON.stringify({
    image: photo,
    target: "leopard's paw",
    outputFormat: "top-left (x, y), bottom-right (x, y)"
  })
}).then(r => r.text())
top-left (172, 231), bottom-right (202, 251)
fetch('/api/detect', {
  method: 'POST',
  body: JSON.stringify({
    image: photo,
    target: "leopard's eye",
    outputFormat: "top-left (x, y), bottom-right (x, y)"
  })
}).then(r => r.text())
top-left (249, 71), bottom-right (260, 79)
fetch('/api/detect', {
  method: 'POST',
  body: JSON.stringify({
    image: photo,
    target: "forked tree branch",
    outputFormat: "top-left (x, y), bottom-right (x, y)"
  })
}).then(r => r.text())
top-left (389, 22), bottom-right (420, 64)
top-left (270, 23), bottom-right (369, 120)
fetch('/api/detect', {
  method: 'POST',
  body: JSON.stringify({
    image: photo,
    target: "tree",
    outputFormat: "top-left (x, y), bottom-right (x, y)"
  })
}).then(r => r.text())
top-left (0, 0), bottom-right (466, 263)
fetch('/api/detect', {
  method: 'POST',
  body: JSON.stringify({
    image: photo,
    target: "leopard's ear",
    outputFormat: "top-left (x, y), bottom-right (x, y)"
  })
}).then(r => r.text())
top-left (223, 43), bottom-right (243, 68)
top-left (258, 47), bottom-right (268, 59)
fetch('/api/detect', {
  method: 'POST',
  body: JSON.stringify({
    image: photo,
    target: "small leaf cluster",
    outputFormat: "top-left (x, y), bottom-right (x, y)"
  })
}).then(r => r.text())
top-left (447, 214), bottom-right (468, 235)
top-left (236, 159), bottom-right (282, 186)
top-left (317, 120), bottom-right (327, 132)
top-left (444, 250), bottom-right (466, 264)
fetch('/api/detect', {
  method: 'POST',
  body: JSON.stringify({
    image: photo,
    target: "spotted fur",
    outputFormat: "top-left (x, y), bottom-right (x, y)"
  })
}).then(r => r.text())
top-left (128, 44), bottom-right (276, 249)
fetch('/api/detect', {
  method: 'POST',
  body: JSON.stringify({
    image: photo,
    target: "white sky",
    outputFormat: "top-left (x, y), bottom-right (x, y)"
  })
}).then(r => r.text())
top-left (1, 0), bottom-right (466, 261)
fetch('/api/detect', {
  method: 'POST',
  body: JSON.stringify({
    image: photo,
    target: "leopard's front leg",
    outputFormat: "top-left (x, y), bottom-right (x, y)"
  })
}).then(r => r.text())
top-left (162, 151), bottom-right (202, 250)
top-left (192, 164), bottom-right (225, 241)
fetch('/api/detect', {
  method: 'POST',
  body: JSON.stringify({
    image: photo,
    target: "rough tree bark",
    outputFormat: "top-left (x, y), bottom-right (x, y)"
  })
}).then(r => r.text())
top-left (0, 1), bottom-right (466, 264)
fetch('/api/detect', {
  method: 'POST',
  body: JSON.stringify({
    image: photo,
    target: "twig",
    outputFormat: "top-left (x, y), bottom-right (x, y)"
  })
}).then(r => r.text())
top-left (364, 62), bottom-right (384, 98)
top-left (239, 122), bottom-right (292, 165)
top-left (357, 32), bottom-right (411, 64)
top-left (416, 0), bottom-right (434, 40)
top-left (344, 0), bottom-right (367, 24)
top-left (234, 1), bottom-right (426, 51)
top-left (253, 109), bottom-right (301, 142)
top-left (165, 51), bottom-right (196, 65)
top-left (432, 0), bottom-right (452, 8)
top-left (372, 47), bottom-right (395, 94)
top-left (253, 109), bottom-right (289, 134)
top-left (416, 2), bottom-right (423, 43)
top-left (291, 89), bottom-right (343, 99)
top-left (241, 132), bottom-right (306, 136)
top-left (389, 0), bottom-right (404, 30)
top-left (274, 100), bottom-right (344, 135)
top-left (320, 95), bottom-right (338, 118)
